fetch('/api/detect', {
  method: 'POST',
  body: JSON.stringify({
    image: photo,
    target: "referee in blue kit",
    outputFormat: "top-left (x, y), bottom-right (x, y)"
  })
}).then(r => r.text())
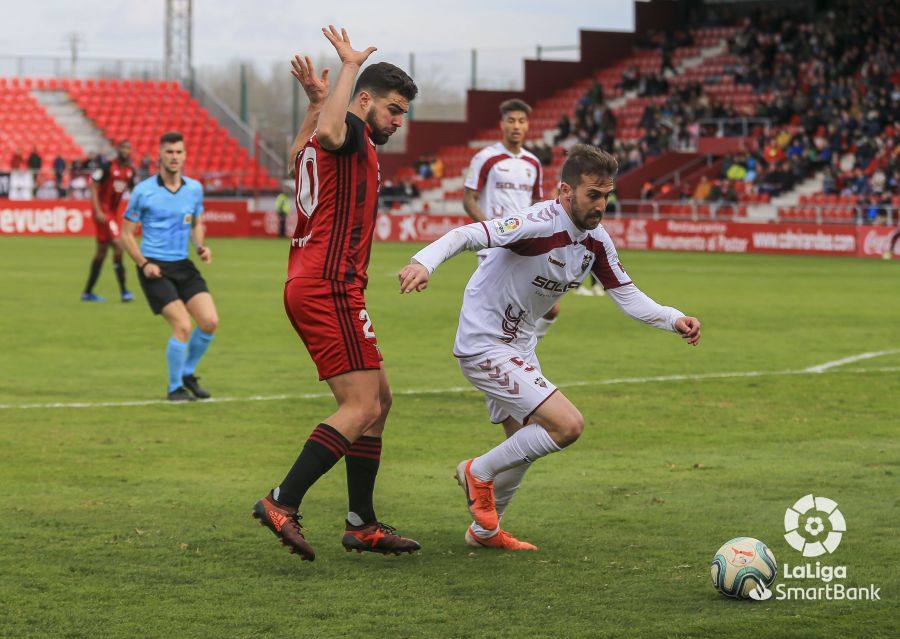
top-left (122, 131), bottom-right (219, 402)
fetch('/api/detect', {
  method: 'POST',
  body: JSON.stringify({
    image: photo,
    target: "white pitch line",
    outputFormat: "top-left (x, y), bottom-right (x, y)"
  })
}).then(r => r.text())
top-left (0, 366), bottom-right (896, 411)
top-left (803, 349), bottom-right (900, 374)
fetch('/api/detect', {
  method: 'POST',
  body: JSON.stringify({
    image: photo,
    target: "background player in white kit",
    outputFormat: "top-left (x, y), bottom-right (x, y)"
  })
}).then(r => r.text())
top-left (463, 100), bottom-right (563, 339)
top-left (399, 145), bottom-right (702, 550)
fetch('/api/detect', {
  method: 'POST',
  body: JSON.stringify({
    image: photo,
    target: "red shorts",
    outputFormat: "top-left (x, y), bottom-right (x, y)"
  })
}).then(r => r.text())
top-left (284, 278), bottom-right (382, 380)
top-left (95, 216), bottom-right (121, 243)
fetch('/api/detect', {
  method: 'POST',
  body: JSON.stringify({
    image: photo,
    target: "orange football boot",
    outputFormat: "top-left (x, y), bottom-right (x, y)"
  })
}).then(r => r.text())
top-left (465, 525), bottom-right (538, 551)
top-left (455, 459), bottom-right (499, 531)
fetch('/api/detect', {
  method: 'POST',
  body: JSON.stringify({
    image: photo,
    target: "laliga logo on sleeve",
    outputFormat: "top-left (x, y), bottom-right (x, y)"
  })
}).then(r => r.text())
top-left (492, 216), bottom-right (522, 235)
top-left (784, 494), bottom-right (846, 557)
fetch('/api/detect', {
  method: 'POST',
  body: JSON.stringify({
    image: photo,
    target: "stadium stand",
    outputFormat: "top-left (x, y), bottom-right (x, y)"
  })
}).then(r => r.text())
top-left (0, 76), bottom-right (279, 193)
top-left (0, 79), bottom-right (81, 173)
top-left (395, 0), bottom-right (898, 225)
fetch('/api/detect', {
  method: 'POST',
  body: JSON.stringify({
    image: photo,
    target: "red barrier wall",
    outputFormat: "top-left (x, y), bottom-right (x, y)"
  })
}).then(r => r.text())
top-left (6, 202), bottom-right (895, 259)
top-left (615, 152), bottom-right (699, 200)
top-left (0, 199), bottom-right (251, 237)
top-left (601, 218), bottom-right (895, 259)
top-left (697, 137), bottom-right (756, 155)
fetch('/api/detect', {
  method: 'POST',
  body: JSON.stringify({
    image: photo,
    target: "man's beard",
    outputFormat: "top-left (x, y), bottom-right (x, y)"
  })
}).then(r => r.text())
top-left (370, 129), bottom-right (389, 145)
top-left (572, 200), bottom-right (602, 230)
top-left (366, 113), bottom-right (390, 145)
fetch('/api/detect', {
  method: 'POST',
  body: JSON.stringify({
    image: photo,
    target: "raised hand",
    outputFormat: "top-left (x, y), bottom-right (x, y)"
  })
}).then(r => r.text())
top-left (674, 316), bottom-right (702, 346)
top-left (290, 55), bottom-right (330, 107)
top-left (321, 25), bottom-right (377, 67)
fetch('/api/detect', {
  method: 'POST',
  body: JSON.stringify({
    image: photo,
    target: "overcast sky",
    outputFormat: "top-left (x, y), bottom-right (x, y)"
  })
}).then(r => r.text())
top-left (1, 0), bottom-right (634, 67)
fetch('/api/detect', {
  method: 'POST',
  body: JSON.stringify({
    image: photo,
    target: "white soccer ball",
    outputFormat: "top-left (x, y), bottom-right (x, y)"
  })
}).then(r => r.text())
top-left (710, 537), bottom-right (777, 599)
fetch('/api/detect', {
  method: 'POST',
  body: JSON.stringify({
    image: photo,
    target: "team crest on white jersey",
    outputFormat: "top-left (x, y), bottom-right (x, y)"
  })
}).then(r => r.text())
top-left (493, 216), bottom-right (522, 235)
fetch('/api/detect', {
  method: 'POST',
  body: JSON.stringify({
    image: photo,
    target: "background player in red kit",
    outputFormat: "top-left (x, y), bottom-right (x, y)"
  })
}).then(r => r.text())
top-left (81, 139), bottom-right (137, 302)
top-left (252, 26), bottom-right (421, 561)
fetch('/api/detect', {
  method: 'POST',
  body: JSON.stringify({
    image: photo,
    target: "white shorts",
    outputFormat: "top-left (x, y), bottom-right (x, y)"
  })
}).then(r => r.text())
top-left (457, 349), bottom-right (558, 425)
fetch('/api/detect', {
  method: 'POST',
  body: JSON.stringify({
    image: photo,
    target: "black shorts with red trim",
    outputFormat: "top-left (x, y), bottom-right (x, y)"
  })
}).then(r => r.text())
top-left (284, 277), bottom-right (382, 381)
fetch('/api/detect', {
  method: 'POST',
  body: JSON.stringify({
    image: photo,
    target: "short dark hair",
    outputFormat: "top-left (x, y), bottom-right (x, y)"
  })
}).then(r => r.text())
top-left (159, 131), bottom-right (184, 146)
top-left (354, 62), bottom-right (418, 101)
top-left (500, 99), bottom-right (531, 117)
top-left (560, 144), bottom-right (618, 186)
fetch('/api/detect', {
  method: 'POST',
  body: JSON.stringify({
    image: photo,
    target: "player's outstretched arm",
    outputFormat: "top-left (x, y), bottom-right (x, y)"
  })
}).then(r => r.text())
top-left (605, 284), bottom-right (701, 345)
top-left (317, 26), bottom-right (376, 150)
top-left (289, 55), bottom-right (330, 164)
top-left (408, 222), bottom-right (493, 275)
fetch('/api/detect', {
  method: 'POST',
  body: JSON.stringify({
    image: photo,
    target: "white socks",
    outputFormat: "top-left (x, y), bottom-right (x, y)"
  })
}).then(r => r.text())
top-left (534, 316), bottom-right (556, 340)
top-left (470, 462), bottom-right (531, 537)
top-left (470, 424), bottom-right (561, 481)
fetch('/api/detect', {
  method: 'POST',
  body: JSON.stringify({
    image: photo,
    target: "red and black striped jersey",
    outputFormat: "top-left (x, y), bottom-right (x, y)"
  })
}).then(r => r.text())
top-left (92, 158), bottom-right (136, 216)
top-left (288, 112), bottom-right (380, 288)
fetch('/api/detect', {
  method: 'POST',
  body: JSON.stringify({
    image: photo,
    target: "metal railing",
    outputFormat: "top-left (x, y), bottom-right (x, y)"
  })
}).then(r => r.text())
top-left (614, 198), bottom-right (744, 220)
top-left (190, 76), bottom-right (285, 180)
top-left (0, 54), bottom-right (163, 79)
top-left (613, 199), bottom-right (897, 226)
top-left (771, 204), bottom-right (897, 227)
top-left (697, 117), bottom-right (772, 137)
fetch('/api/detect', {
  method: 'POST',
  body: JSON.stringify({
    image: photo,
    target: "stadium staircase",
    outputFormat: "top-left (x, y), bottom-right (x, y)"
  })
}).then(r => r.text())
top-left (747, 173), bottom-right (824, 220)
top-left (0, 77), bottom-right (279, 192)
top-left (33, 90), bottom-right (113, 158)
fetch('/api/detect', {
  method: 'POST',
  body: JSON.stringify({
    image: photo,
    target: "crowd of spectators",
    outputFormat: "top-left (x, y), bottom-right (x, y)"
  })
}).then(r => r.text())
top-left (4, 147), bottom-right (156, 199)
top-left (710, 2), bottom-right (899, 199)
top-left (549, 0), bottom-right (898, 208)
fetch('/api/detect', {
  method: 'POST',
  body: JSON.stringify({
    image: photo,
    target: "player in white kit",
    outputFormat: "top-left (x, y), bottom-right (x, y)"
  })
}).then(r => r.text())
top-left (399, 145), bottom-right (702, 550)
top-left (463, 99), bottom-right (563, 339)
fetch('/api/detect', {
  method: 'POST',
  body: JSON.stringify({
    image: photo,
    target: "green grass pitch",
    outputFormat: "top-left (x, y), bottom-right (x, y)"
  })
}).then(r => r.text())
top-left (1, 237), bottom-right (897, 638)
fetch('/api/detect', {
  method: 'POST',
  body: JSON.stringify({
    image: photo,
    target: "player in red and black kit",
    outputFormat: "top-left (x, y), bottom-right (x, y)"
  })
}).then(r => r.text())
top-left (81, 140), bottom-right (137, 302)
top-left (252, 27), bottom-right (421, 561)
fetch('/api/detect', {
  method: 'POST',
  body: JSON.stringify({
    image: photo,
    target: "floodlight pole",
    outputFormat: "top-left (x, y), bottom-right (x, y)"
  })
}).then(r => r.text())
top-left (164, 0), bottom-right (193, 84)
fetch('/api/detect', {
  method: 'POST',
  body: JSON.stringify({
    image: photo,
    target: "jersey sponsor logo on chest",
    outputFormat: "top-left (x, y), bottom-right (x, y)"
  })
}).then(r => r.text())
top-left (493, 181), bottom-right (533, 192)
top-left (532, 275), bottom-right (579, 293)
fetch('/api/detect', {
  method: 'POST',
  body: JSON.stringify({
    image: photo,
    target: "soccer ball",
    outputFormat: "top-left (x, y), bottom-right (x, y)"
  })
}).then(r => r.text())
top-left (710, 537), bottom-right (777, 599)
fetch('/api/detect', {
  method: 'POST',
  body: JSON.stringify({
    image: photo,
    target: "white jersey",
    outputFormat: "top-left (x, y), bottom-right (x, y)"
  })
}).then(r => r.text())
top-left (464, 142), bottom-right (543, 221)
top-left (412, 200), bottom-right (684, 358)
